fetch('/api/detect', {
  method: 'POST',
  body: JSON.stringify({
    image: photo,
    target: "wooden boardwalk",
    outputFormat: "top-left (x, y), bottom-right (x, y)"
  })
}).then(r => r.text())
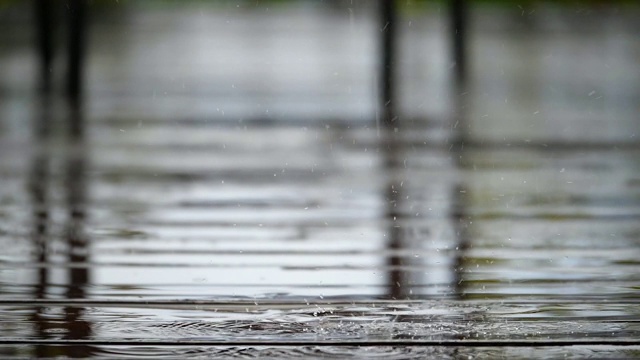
top-left (0, 1), bottom-right (639, 358)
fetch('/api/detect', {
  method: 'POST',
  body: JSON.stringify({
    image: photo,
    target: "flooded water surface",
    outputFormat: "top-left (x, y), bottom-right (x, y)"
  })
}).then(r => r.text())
top-left (1, 1), bottom-right (640, 358)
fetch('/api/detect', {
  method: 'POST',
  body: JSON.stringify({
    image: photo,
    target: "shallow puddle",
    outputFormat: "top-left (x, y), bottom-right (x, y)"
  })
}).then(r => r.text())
top-left (2, 123), bottom-right (639, 358)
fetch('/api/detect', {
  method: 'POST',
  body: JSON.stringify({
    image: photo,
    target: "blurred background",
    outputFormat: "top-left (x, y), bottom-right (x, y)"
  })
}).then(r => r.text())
top-left (1, 0), bottom-right (637, 136)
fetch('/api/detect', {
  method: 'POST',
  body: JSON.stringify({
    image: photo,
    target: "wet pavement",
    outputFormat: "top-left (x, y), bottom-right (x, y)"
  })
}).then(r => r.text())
top-left (1, 1), bottom-right (640, 358)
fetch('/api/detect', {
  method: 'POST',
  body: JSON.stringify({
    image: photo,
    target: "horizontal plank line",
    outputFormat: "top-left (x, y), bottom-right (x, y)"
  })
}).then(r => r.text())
top-left (1, 339), bottom-right (639, 347)
top-left (2, 297), bottom-right (640, 307)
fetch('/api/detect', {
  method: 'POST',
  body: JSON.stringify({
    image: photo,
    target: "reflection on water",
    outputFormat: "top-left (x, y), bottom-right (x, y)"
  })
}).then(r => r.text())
top-left (383, 130), bottom-right (409, 300)
top-left (1, 0), bottom-right (640, 358)
top-left (27, 97), bottom-right (94, 357)
top-left (28, 95), bottom-right (52, 358)
top-left (1, 121), bottom-right (639, 353)
top-left (61, 102), bottom-right (93, 357)
top-left (1, 115), bottom-right (638, 357)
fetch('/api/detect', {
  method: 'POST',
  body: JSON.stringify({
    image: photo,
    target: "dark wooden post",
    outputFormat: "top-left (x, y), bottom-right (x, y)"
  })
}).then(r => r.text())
top-left (67, 0), bottom-right (87, 138)
top-left (35, 0), bottom-right (54, 93)
top-left (379, 0), bottom-right (397, 129)
top-left (378, 0), bottom-right (410, 299)
top-left (67, 0), bottom-right (86, 101)
top-left (451, 0), bottom-right (467, 91)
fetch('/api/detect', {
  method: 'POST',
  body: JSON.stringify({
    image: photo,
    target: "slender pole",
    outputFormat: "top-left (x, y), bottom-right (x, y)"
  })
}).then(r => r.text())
top-left (450, 0), bottom-right (470, 298)
top-left (67, 0), bottom-right (86, 101)
top-left (379, 0), bottom-right (397, 129)
top-left (379, 0), bottom-right (407, 298)
top-left (35, 0), bottom-right (54, 93)
top-left (451, 0), bottom-right (467, 91)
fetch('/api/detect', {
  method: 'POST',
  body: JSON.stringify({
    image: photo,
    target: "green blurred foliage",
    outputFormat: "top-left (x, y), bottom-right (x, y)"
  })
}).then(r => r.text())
top-left (1, 0), bottom-right (637, 11)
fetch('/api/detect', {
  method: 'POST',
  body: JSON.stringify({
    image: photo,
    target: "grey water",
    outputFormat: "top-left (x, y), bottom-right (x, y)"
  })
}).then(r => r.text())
top-left (1, 1), bottom-right (640, 358)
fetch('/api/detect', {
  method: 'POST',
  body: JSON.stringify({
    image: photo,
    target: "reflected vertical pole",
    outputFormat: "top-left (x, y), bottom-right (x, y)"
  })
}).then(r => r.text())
top-left (67, 0), bottom-right (86, 101)
top-left (385, 177), bottom-right (409, 300)
top-left (29, 91), bottom-right (53, 358)
top-left (30, 138), bottom-right (50, 359)
top-left (65, 101), bottom-right (88, 301)
top-left (64, 150), bottom-right (92, 353)
top-left (63, 104), bottom-right (94, 357)
top-left (379, 0), bottom-right (397, 129)
top-left (65, 142), bottom-right (88, 300)
top-left (451, 185), bottom-right (470, 298)
top-left (35, 0), bottom-right (54, 93)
